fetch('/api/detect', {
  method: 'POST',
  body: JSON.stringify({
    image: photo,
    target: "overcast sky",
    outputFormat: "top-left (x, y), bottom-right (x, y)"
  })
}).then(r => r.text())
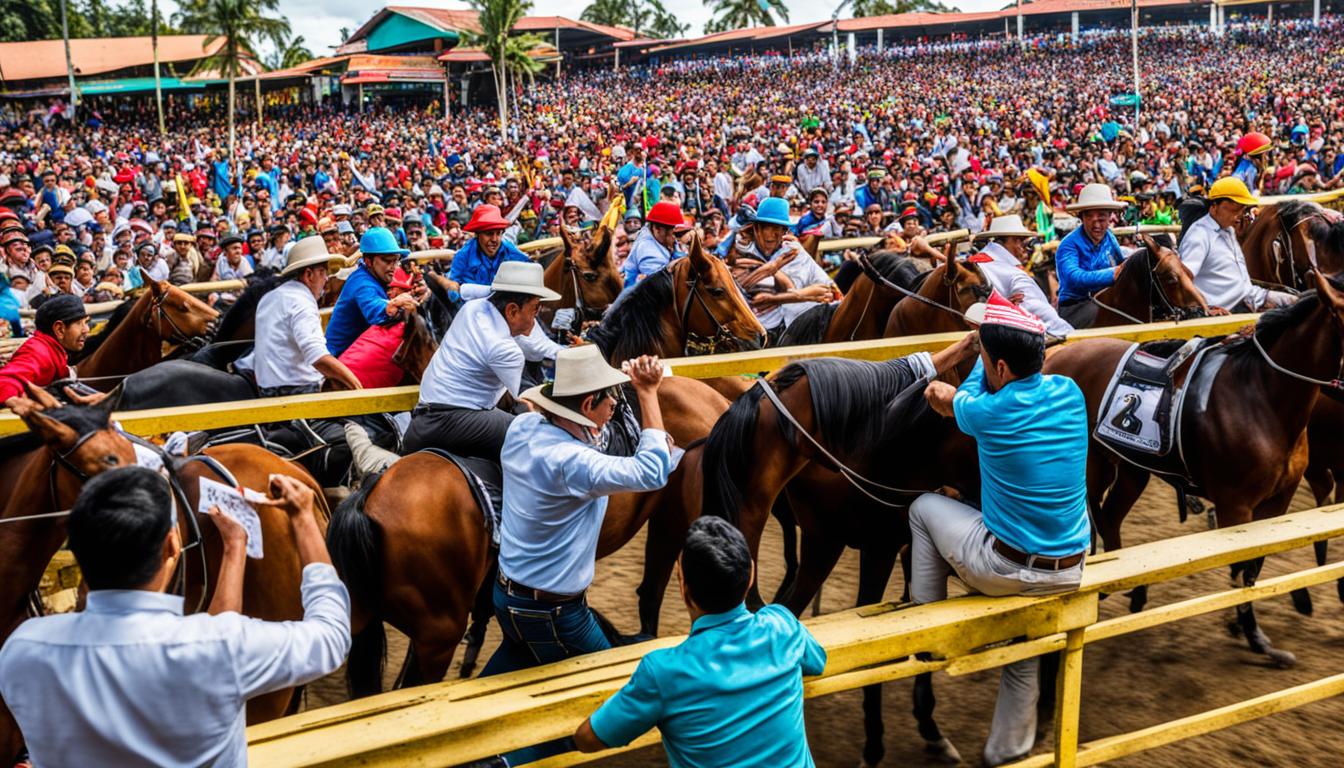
top-left (157, 0), bottom-right (1009, 64)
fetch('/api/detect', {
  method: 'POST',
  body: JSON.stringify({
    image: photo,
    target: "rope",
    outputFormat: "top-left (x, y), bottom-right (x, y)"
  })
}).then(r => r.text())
top-left (1252, 332), bottom-right (1344, 390)
top-left (0, 510), bottom-right (72, 524)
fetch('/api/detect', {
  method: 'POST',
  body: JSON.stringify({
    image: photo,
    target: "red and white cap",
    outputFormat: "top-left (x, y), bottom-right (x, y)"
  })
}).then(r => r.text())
top-left (967, 289), bottom-right (1045, 335)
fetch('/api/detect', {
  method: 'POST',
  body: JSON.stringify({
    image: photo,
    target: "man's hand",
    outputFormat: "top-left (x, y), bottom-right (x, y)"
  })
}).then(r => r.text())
top-left (1208, 305), bottom-right (1231, 316)
top-left (797, 284), bottom-right (833, 303)
top-left (386, 292), bottom-right (418, 316)
top-left (207, 504), bottom-right (249, 555)
top-left (623, 355), bottom-right (664, 395)
top-left (924, 380), bottom-right (957, 418)
top-left (261, 474), bottom-right (316, 520)
top-left (929, 330), bottom-right (979, 374)
top-left (751, 292), bottom-right (777, 311)
top-left (62, 386), bottom-right (110, 407)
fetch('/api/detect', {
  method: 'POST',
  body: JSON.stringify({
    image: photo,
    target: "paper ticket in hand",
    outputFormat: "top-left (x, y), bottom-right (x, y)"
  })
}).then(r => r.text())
top-left (198, 477), bottom-right (264, 559)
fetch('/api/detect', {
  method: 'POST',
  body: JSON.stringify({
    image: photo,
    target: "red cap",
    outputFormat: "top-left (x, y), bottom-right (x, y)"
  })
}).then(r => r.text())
top-left (1237, 131), bottom-right (1272, 156)
top-left (113, 167), bottom-right (136, 184)
top-left (645, 200), bottom-right (686, 229)
top-left (389, 267), bottom-right (413, 292)
top-left (980, 289), bottom-right (1045, 335)
top-left (464, 204), bottom-right (509, 233)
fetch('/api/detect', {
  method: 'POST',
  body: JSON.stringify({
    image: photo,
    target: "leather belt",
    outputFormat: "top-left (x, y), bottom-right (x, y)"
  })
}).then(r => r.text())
top-left (993, 539), bottom-right (1085, 572)
top-left (497, 572), bottom-right (585, 604)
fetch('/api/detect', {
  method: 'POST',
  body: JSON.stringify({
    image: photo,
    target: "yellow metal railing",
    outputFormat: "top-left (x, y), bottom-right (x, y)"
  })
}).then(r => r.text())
top-left (0, 313), bottom-right (1257, 437)
top-left (243, 504), bottom-right (1344, 767)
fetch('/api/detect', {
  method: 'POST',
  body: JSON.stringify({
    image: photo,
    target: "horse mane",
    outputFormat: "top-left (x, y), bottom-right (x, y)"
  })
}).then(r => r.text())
top-left (216, 270), bottom-right (284, 341)
top-left (1307, 216), bottom-right (1344, 260)
top-left (777, 303), bottom-right (838, 347)
top-left (1273, 200), bottom-right (1322, 232)
top-left (68, 294), bottom-right (139, 365)
top-left (588, 267), bottom-right (675, 361)
top-left (868, 249), bottom-right (928, 291)
top-left (1225, 274), bottom-right (1344, 365)
top-left (778, 356), bottom-right (923, 465)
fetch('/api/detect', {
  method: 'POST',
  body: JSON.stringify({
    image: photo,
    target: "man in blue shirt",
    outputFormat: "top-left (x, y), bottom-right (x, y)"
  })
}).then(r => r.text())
top-left (575, 516), bottom-right (827, 767)
top-left (324, 227), bottom-right (418, 356)
top-left (621, 200), bottom-right (685, 290)
top-left (919, 290), bottom-right (1089, 766)
top-left (1054, 183), bottom-right (1127, 329)
top-left (444, 204), bottom-right (529, 302)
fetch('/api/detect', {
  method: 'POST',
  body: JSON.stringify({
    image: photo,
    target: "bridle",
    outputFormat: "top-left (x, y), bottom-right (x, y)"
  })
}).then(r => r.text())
top-left (1090, 247), bottom-right (1203, 325)
top-left (1250, 305), bottom-right (1344, 393)
top-left (679, 264), bottom-right (746, 355)
top-left (857, 252), bottom-right (989, 328)
top-left (563, 251), bottom-right (607, 333)
top-left (143, 289), bottom-right (216, 352)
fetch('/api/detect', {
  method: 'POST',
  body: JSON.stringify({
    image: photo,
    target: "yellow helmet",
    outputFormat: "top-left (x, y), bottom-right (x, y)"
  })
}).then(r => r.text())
top-left (1208, 177), bottom-right (1258, 206)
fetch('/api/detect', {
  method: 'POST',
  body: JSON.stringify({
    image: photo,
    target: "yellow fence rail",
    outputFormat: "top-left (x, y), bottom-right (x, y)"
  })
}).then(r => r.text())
top-left (244, 504), bottom-right (1344, 767)
top-left (0, 313), bottom-right (1258, 437)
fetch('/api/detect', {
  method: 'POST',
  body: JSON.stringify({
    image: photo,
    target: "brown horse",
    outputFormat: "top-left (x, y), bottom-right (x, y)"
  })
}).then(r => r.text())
top-left (1089, 234), bottom-right (1214, 326)
top-left (1240, 200), bottom-right (1344, 291)
top-left (884, 255), bottom-right (992, 338)
top-left (776, 251), bottom-right (931, 347)
top-left (539, 224), bottom-right (623, 334)
top-left (325, 377), bottom-right (730, 695)
top-left (71, 276), bottom-right (220, 385)
top-left (1044, 270), bottom-right (1344, 667)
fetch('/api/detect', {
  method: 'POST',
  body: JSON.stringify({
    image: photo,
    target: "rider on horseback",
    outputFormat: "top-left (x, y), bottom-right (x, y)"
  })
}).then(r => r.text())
top-left (404, 261), bottom-right (563, 459)
top-left (1055, 183), bottom-right (1129, 329)
top-left (439, 204), bottom-right (530, 302)
top-left (731, 198), bottom-right (837, 343)
top-left (968, 214), bottom-right (1073, 337)
top-left (1181, 177), bottom-right (1295, 312)
top-left (621, 201), bottom-right (686, 290)
top-left (919, 291), bottom-right (1090, 766)
top-left (324, 227), bottom-right (419, 357)
top-left (0, 294), bottom-right (88, 409)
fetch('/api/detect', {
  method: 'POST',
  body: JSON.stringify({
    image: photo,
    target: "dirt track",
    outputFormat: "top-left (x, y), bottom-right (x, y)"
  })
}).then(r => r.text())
top-left (306, 480), bottom-right (1344, 767)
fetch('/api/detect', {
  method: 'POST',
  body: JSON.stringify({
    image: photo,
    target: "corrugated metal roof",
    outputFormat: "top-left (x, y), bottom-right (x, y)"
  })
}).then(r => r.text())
top-left (648, 22), bottom-right (829, 54)
top-left (340, 7), bottom-right (636, 52)
top-left (0, 35), bottom-right (223, 83)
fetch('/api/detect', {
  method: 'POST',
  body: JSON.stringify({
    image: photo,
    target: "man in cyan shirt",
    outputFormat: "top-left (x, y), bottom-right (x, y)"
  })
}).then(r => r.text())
top-left (919, 290), bottom-right (1090, 766)
top-left (576, 516), bottom-right (827, 767)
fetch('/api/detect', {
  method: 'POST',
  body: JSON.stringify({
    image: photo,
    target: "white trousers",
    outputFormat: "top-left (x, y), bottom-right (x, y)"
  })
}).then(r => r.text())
top-left (908, 492), bottom-right (1084, 766)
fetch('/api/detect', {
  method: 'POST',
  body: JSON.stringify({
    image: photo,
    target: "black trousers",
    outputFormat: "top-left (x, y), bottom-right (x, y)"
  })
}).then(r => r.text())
top-left (401, 404), bottom-right (515, 461)
top-left (1058, 298), bottom-right (1098, 330)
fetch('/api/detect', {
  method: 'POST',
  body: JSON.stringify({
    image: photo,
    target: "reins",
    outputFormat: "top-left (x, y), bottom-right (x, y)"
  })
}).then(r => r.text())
top-left (1251, 330), bottom-right (1344, 392)
top-left (858, 253), bottom-right (978, 327)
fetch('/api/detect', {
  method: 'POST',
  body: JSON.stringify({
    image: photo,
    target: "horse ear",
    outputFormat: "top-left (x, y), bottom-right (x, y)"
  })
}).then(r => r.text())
top-left (139, 268), bottom-right (163, 295)
top-left (943, 252), bottom-right (961, 285)
top-left (18, 404), bottom-right (80, 452)
top-left (1312, 270), bottom-right (1344, 311)
top-left (687, 229), bottom-right (712, 275)
top-left (1139, 233), bottom-right (1158, 254)
top-left (558, 222), bottom-right (578, 254)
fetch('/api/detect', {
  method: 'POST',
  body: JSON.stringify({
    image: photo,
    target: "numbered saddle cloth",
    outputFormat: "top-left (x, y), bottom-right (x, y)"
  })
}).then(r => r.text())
top-left (1095, 338), bottom-right (1208, 458)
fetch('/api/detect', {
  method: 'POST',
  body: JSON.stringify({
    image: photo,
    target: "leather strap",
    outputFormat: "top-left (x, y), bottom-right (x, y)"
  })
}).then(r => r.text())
top-left (993, 539), bottom-right (1085, 571)
top-left (497, 572), bottom-right (585, 604)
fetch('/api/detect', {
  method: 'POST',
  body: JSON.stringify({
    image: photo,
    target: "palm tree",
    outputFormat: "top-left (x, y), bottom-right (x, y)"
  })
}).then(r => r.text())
top-left (461, 0), bottom-right (544, 137)
top-left (852, 0), bottom-right (956, 15)
top-left (269, 34), bottom-right (313, 69)
top-left (173, 0), bottom-right (289, 190)
top-left (703, 0), bottom-right (789, 34)
top-left (581, 0), bottom-right (688, 38)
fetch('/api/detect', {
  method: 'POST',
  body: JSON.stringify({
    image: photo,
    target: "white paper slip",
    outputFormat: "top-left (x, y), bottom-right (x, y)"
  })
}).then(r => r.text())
top-left (198, 477), bottom-right (264, 559)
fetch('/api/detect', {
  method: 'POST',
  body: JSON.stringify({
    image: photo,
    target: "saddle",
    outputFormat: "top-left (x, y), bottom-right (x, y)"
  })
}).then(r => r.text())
top-left (418, 448), bottom-right (504, 547)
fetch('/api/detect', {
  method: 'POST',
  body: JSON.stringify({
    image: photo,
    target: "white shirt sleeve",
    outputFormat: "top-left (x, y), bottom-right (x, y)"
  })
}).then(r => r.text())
top-left (1179, 223), bottom-right (1212, 280)
top-left (230, 563), bottom-right (351, 699)
top-left (516, 320), bottom-right (564, 362)
top-left (460, 283), bottom-right (492, 300)
top-left (290, 297), bottom-right (331, 366)
top-left (1011, 270), bottom-right (1073, 336)
top-left (487, 337), bottom-right (527, 396)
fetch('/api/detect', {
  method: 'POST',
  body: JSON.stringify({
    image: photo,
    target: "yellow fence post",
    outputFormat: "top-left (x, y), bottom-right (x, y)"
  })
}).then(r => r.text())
top-left (1053, 628), bottom-right (1086, 768)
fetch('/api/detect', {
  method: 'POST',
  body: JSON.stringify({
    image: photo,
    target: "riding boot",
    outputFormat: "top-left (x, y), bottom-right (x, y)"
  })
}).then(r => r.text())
top-left (344, 421), bottom-right (398, 480)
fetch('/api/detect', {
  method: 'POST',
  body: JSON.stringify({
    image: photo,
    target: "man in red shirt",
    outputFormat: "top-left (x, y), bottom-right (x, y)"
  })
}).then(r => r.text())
top-left (0, 294), bottom-right (90, 409)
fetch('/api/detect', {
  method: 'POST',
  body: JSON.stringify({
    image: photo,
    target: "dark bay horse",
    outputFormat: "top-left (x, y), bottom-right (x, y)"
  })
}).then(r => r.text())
top-left (777, 251), bottom-right (930, 347)
top-left (1089, 234), bottom-right (1214, 326)
top-left (539, 223), bottom-right (623, 334)
top-left (325, 377), bottom-right (730, 695)
top-left (884, 255), bottom-right (992, 338)
top-left (1044, 270), bottom-right (1344, 667)
top-left (70, 276), bottom-right (220, 386)
top-left (1240, 200), bottom-right (1344, 291)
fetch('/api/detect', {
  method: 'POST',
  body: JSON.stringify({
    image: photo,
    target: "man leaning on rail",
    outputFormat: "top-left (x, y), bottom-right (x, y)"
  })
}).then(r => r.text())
top-left (919, 290), bottom-right (1091, 766)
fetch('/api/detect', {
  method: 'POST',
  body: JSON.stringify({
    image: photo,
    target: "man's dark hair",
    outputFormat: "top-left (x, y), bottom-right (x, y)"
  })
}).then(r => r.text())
top-left (979, 323), bottom-right (1045, 378)
top-left (488, 290), bottom-right (535, 315)
top-left (68, 467), bottom-right (174, 590)
top-left (680, 517), bottom-right (752, 614)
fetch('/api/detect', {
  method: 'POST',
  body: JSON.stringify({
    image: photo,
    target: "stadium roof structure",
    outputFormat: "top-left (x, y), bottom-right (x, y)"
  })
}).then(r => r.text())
top-left (338, 7), bottom-right (635, 56)
top-left (646, 21), bottom-right (835, 54)
top-left (0, 35), bottom-right (224, 85)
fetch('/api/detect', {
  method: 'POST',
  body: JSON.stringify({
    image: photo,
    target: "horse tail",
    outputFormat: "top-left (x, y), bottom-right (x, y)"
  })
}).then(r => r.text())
top-left (701, 383), bottom-right (767, 525)
top-left (327, 470), bottom-right (387, 698)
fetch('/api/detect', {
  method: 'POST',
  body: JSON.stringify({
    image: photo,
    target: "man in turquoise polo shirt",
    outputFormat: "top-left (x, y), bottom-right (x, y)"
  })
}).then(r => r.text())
top-left (574, 517), bottom-right (826, 767)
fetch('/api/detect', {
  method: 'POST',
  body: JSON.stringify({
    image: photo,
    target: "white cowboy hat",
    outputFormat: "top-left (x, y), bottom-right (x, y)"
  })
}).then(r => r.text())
top-left (1066, 183), bottom-right (1128, 212)
top-left (972, 214), bottom-right (1034, 241)
top-left (521, 345), bottom-right (630, 428)
top-left (490, 261), bottom-right (561, 301)
top-left (280, 235), bottom-right (335, 276)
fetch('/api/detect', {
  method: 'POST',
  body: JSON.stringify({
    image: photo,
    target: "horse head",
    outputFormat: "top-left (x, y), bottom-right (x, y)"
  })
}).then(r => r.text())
top-left (1141, 233), bottom-right (1214, 320)
top-left (677, 230), bottom-right (767, 354)
top-left (142, 271), bottom-right (221, 349)
top-left (942, 246), bottom-right (993, 312)
top-left (884, 244), bottom-right (988, 337)
top-left (1305, 211), bottom-right (1344, 278)
top-left (8, 383), bottom-right (136, 504)
top-left (392, 308), bottom-right (437, 383)
top-left (558, 223), bottom-right (623, 321)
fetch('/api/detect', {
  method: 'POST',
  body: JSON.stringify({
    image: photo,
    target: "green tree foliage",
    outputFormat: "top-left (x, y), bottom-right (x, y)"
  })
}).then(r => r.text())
top-left (581, 0), bottom-right (689, 39)
top-left (461, 0), bottom-right (545, 136)
top-left (267, 33), bottom-right (313, 69)
top-left (703, 0), bottom-right (789, 34)
top-left (0, 0), bottom-right (177, 42)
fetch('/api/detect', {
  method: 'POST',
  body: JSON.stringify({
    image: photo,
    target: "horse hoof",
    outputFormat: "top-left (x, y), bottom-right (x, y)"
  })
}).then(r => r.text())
top-left (1290, 588), bottom-right (1314, 617)
top-left (923, 737), bottom-right (962, 765)
top-left (458, 663), bottom-right (475, 679)
top-left (1126, 589), bottom-right (1147, 613)
top-left (1267, 647), bottom-right (1297, 669)
top-left (1226, 621), bottom-right (1242, 638)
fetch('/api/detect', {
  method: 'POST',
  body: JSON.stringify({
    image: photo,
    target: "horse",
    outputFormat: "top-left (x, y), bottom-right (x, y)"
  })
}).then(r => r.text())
top-left (1087, 234), bottom-right (1213, 326)
top-left (777, 251), bottom-right (930, 347)
top-left (0, 390), bottom-right (326, 760)
top-left (185, 270), bottom-right (284, 371)
top-left (325, 377), bottom-right (731, 695)
top-left (1240, 200), bottom-right (1344, 292)
top-left (69, 276), bottom-right (220, 386)
top-left (884, 254), bottom-right (993, 338)
top-left (538, 223), bottom-right (623, 335)
top-left (1042, 270), bottom-right (1344, 668)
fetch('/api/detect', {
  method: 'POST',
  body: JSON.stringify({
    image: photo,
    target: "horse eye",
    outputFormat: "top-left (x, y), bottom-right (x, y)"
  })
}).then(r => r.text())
top-left (582, 271), bottom-right (599, 282)
top-left (103, 454), bottom-right (121, 467)
top-left (708, 287), bottom-right (726, 298)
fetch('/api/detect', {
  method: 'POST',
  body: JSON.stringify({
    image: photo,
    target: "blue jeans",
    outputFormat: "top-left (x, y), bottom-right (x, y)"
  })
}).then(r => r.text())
top-left (482, 580), bottom-right (611, 766)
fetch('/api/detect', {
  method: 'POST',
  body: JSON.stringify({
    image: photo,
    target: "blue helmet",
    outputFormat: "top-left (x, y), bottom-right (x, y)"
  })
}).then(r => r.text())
top-left (754, 197), bottom-right (792, 228)
top-left (359, 226), bottom-right (409, 257)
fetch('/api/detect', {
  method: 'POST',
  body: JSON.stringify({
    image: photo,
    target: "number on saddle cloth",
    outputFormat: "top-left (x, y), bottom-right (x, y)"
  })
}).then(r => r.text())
top-left (1095, 339), bottom-right (1204, 457)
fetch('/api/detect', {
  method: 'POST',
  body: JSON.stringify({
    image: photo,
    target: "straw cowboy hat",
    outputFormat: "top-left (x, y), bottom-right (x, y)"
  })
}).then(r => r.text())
top-left (490, 261), bottom-right (561, 301)
top-left (521, 345), bottom-right (631, 428)
top-left (1066, 183), bottom-right (1127, 212)
top-left (280, 235), bottom-right (336, 276)
top-left (973, 214), bottom-right (1034, 241)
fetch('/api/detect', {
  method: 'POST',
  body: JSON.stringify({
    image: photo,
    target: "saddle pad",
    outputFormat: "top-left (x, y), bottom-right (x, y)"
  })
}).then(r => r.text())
top-left (418, 448), bottom-right (503, 547)
top-left (1095, 345), bottom-right (1181, 456)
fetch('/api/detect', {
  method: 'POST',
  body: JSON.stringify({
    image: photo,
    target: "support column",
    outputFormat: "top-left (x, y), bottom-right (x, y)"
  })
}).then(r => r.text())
top-left (358, 82), bottom-right (364, 113)
top-left (1071, 11), bottom-right (1079, 40)
top-left (460, 75), bottom-right (469, 109)
top-left (614, 45), bottom-right (620, 70)
top-left (1268, 2), bottom-right (1273, 24)
top-left (847, 32), bottom-right (856, 65)
top-left (1218, 4), bottom-right (1225, 33)
top-left (877, 28), bottom-right (883, 52)
top-left (554, 28), bottom-right (561, 78)
top-left (1314, 0), bottom-right (1321, 24)
top-left (1210, 1), bottom-right (1218, 30)
top-left (442, 76), bottom-right (450, 117)
top-left (1017, 12), bottom-right (1024, 46)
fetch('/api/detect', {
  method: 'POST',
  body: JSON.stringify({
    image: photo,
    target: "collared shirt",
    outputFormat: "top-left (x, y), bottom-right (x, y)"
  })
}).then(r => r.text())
top-left (211, 256), bottom-right (251, 282)
top-left (1054, 226), bottom-right (1124, 303)
top-left (239, 279), bottom-right (329, 389)
top-left (589, 603), bottom-right (826, 768)
top-left (326, 262), bottom-right (390, 355)
top-left (622, 227), bottom-right (679, 289)
top-left (0, 330), bottom-right (69, 401)
top-left (973, 243), bottom-right (1074, 337)
top-left (794, 159), bottom-right (831, 195)
top-left (1179, 213), bottom-right (1266, 311)
top-left (449, 236), bottom-right (529, 300)
top-left (418, 297), bottom-right (561, 409)
top-left (0, 564), bottom-right (350, 768)
top-left (499, 412), bottom-right (671, 594)
top-left (953, 358), bottom-right (1091, 557)
top-left (139, 257), bottom-right (171, 283)
top-left (738, 238), bottom-right (834, 330)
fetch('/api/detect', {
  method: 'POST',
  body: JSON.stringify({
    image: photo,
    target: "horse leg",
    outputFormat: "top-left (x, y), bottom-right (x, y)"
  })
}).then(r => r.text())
top-left (459, 560), bottom-right (497, 678)
top-left (1096, 463), bottom-right (1149, 612)
top-left (1235, 557), bottom-right (1297, 668)
top-left (393, 642), bottom-right (422, 689)
top-left (636, 496), bottom-right (695, 638)
top-left (772, 494), bottom-right (801, 607)
top-left (777, 530), bottom-right (846, 616)
top-left (1293, 466), bottom-right (1335, 616)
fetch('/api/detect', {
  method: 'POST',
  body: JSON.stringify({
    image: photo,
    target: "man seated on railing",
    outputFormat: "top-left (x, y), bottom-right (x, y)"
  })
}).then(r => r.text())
top-left (919, 291), bottom-right (1090, 766)
top-left (573, 516), bottom-right (827, 767)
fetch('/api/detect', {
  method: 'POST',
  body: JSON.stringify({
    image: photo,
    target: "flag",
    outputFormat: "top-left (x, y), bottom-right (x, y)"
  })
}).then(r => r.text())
top-left (564, 187), bottom-right (602, 223)
top-left (598, 193), bottom-right (625, 233)
top-left (175, 174), bottom-right (192, 221)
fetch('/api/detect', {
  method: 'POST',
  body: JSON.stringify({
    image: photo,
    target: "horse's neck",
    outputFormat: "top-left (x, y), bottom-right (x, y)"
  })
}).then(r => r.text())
top-left (1095, 254), bottom-right (1148, 323)
top-left (830, 278), bottom-right (895, 342)
top-left (1254, 308), bottom-right (1340, 432)
top-left (0, 449), bottom-right (69, 644)
top-left (77, 295), bottom-right (160, 378)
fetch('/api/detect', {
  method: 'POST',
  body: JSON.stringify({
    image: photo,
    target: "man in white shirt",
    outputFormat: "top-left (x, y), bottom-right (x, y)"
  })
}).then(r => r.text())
top-left (968, 215), bottom-right (1073, 338)
top-left (733, 197), bottom-right (837, 342)
top-left (0, 467), bottom-right (350, 768)
top-left (235, 236), bottom-right (361, 397)
top-left (404, 261), bottom-right (563, 459)
top-left (1181, 177), bottom-right (1294, 312)
top-left (133, 241), bottom-right (170, 283)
